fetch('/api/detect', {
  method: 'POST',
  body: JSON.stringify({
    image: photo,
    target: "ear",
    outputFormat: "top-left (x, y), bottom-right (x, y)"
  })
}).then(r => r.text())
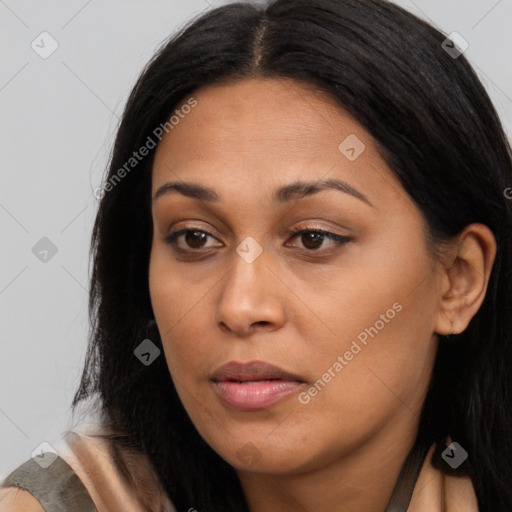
top-left (434, 223), bottom-right (497, 336)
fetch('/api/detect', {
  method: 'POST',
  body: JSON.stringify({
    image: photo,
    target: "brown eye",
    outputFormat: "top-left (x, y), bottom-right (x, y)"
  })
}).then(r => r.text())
top-left (300, 232), bottom-right (325, 250)
top-left (184, 231), bottom-right (208, 249)
top-left (287, 228), bottom-right (351, 252)
top-left (164, 228), bottom-right (221, 251)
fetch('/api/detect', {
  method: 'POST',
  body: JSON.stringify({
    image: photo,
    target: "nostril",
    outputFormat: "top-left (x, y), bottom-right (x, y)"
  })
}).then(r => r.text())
top-left (253, 321), bottom-right (271, 327)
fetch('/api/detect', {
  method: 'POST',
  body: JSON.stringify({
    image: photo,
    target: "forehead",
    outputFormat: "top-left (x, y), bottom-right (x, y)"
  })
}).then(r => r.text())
top-left (151, 77), bottom-right (406, 210)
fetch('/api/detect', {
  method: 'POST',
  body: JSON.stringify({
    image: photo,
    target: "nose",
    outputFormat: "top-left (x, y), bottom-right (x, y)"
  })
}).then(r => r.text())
top-left (214, 245), bottom-right (286, 337)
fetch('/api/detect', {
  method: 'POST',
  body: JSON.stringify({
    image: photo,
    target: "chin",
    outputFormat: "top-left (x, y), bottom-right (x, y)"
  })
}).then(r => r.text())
top-left (226, 450), bottom-right (311, 475)
top-left (203, 429), bottom-right (327, 475)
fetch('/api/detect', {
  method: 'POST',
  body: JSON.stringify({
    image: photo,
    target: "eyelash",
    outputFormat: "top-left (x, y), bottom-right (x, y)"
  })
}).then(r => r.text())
top-left (163, 225), bottom-right (351, 255)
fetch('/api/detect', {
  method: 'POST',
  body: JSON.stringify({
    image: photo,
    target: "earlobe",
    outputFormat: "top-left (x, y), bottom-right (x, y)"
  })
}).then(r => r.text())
top-left (434, 223), bottom-right (497, 337)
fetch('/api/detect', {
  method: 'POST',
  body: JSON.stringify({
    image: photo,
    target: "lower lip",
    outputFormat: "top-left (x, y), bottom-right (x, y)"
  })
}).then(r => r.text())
top-left (212, 380), bottom-right (304, 410)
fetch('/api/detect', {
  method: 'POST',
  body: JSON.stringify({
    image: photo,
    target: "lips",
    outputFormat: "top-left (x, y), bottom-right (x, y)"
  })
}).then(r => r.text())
top-left (210, 360), bottom-right (305, 383)
top-left (210, 360), bottom-right (306, 410)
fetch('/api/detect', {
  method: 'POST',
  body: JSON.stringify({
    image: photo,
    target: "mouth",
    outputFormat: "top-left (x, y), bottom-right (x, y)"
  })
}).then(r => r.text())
top-left (210, 360), bottom-right (306, 410)
top-left (211, 360), bottom-right (305, 382)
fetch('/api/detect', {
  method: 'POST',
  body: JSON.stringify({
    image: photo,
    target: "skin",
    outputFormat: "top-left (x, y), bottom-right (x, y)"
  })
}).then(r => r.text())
top-left (148, 78), bottom-right (496, 512)
top-left (0, 488), bottom-right (45, 512)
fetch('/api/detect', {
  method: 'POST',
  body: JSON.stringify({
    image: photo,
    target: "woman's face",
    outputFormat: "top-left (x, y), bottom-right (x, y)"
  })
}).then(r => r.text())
top-left (149, 78), bottom-right (443, 475)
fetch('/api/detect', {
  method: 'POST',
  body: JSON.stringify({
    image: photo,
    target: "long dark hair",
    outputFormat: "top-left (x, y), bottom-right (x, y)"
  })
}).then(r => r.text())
top-left (72, 0), bottom-right (512, 510)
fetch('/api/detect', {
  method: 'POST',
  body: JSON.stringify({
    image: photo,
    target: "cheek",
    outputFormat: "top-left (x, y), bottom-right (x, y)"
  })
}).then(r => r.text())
top-left (149, 252), bottom-right (199, 374)
top-left (296, 238), bottom-right (438, 408)
top-left (283, 295), bottom-right (437, 466)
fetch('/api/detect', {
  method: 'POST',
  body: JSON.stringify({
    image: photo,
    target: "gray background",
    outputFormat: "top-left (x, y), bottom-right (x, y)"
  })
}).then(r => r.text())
top-left (1, 0), bottom-right (511, 478)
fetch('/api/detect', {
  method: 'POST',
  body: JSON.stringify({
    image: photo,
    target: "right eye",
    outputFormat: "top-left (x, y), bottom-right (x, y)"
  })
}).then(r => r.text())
top-left (164, 228), bottom-right (223, 252)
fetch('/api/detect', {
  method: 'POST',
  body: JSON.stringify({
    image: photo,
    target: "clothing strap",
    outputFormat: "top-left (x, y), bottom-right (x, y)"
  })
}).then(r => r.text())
top-left (385, 442), bottom-right (431, 512)
top-left (2, 454), bottom-right (98, 512)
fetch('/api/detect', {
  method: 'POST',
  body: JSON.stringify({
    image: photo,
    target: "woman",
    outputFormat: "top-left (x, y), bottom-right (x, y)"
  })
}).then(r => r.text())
top-left (1, 0), bottom-right (511, 510)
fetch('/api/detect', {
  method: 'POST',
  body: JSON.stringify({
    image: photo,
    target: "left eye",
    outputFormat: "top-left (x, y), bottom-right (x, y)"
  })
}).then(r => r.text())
top-left (286, 229), bottom-right (351, 251)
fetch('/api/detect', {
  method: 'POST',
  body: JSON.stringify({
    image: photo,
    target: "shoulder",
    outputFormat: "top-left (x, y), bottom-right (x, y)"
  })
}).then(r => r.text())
top-left (0, 486), bottom-right (45, 512)
top-left (0, 426), bottom-right (176, 512)
top-left (0, 452), bottom-right (97, 512)
top-left (62, 429), bottom-right (177, 511)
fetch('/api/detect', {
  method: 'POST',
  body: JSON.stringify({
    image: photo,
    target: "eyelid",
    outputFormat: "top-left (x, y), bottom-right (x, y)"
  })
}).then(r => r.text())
top-left (288, 221), bottom-right (345, 234)
top-left (165, 220), bottom-right (222, 240)
top-left (286, 225), bottom-right (351, 249)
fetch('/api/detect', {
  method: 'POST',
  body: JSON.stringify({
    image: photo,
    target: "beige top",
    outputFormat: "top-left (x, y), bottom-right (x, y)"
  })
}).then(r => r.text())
top-left (56, 430), bottom-right (176, 512)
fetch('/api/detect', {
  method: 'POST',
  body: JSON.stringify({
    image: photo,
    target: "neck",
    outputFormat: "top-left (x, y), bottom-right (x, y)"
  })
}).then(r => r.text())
top-left (237, 410), bottom-right (421, 512)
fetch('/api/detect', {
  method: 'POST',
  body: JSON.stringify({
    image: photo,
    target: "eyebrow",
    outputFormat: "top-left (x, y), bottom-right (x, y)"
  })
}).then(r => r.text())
top-left (152, 178), bottom-right (373, 207)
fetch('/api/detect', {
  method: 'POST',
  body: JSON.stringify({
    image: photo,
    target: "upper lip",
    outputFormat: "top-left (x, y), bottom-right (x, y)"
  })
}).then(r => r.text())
top-left (211, 360), bottom-right (305, 383)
